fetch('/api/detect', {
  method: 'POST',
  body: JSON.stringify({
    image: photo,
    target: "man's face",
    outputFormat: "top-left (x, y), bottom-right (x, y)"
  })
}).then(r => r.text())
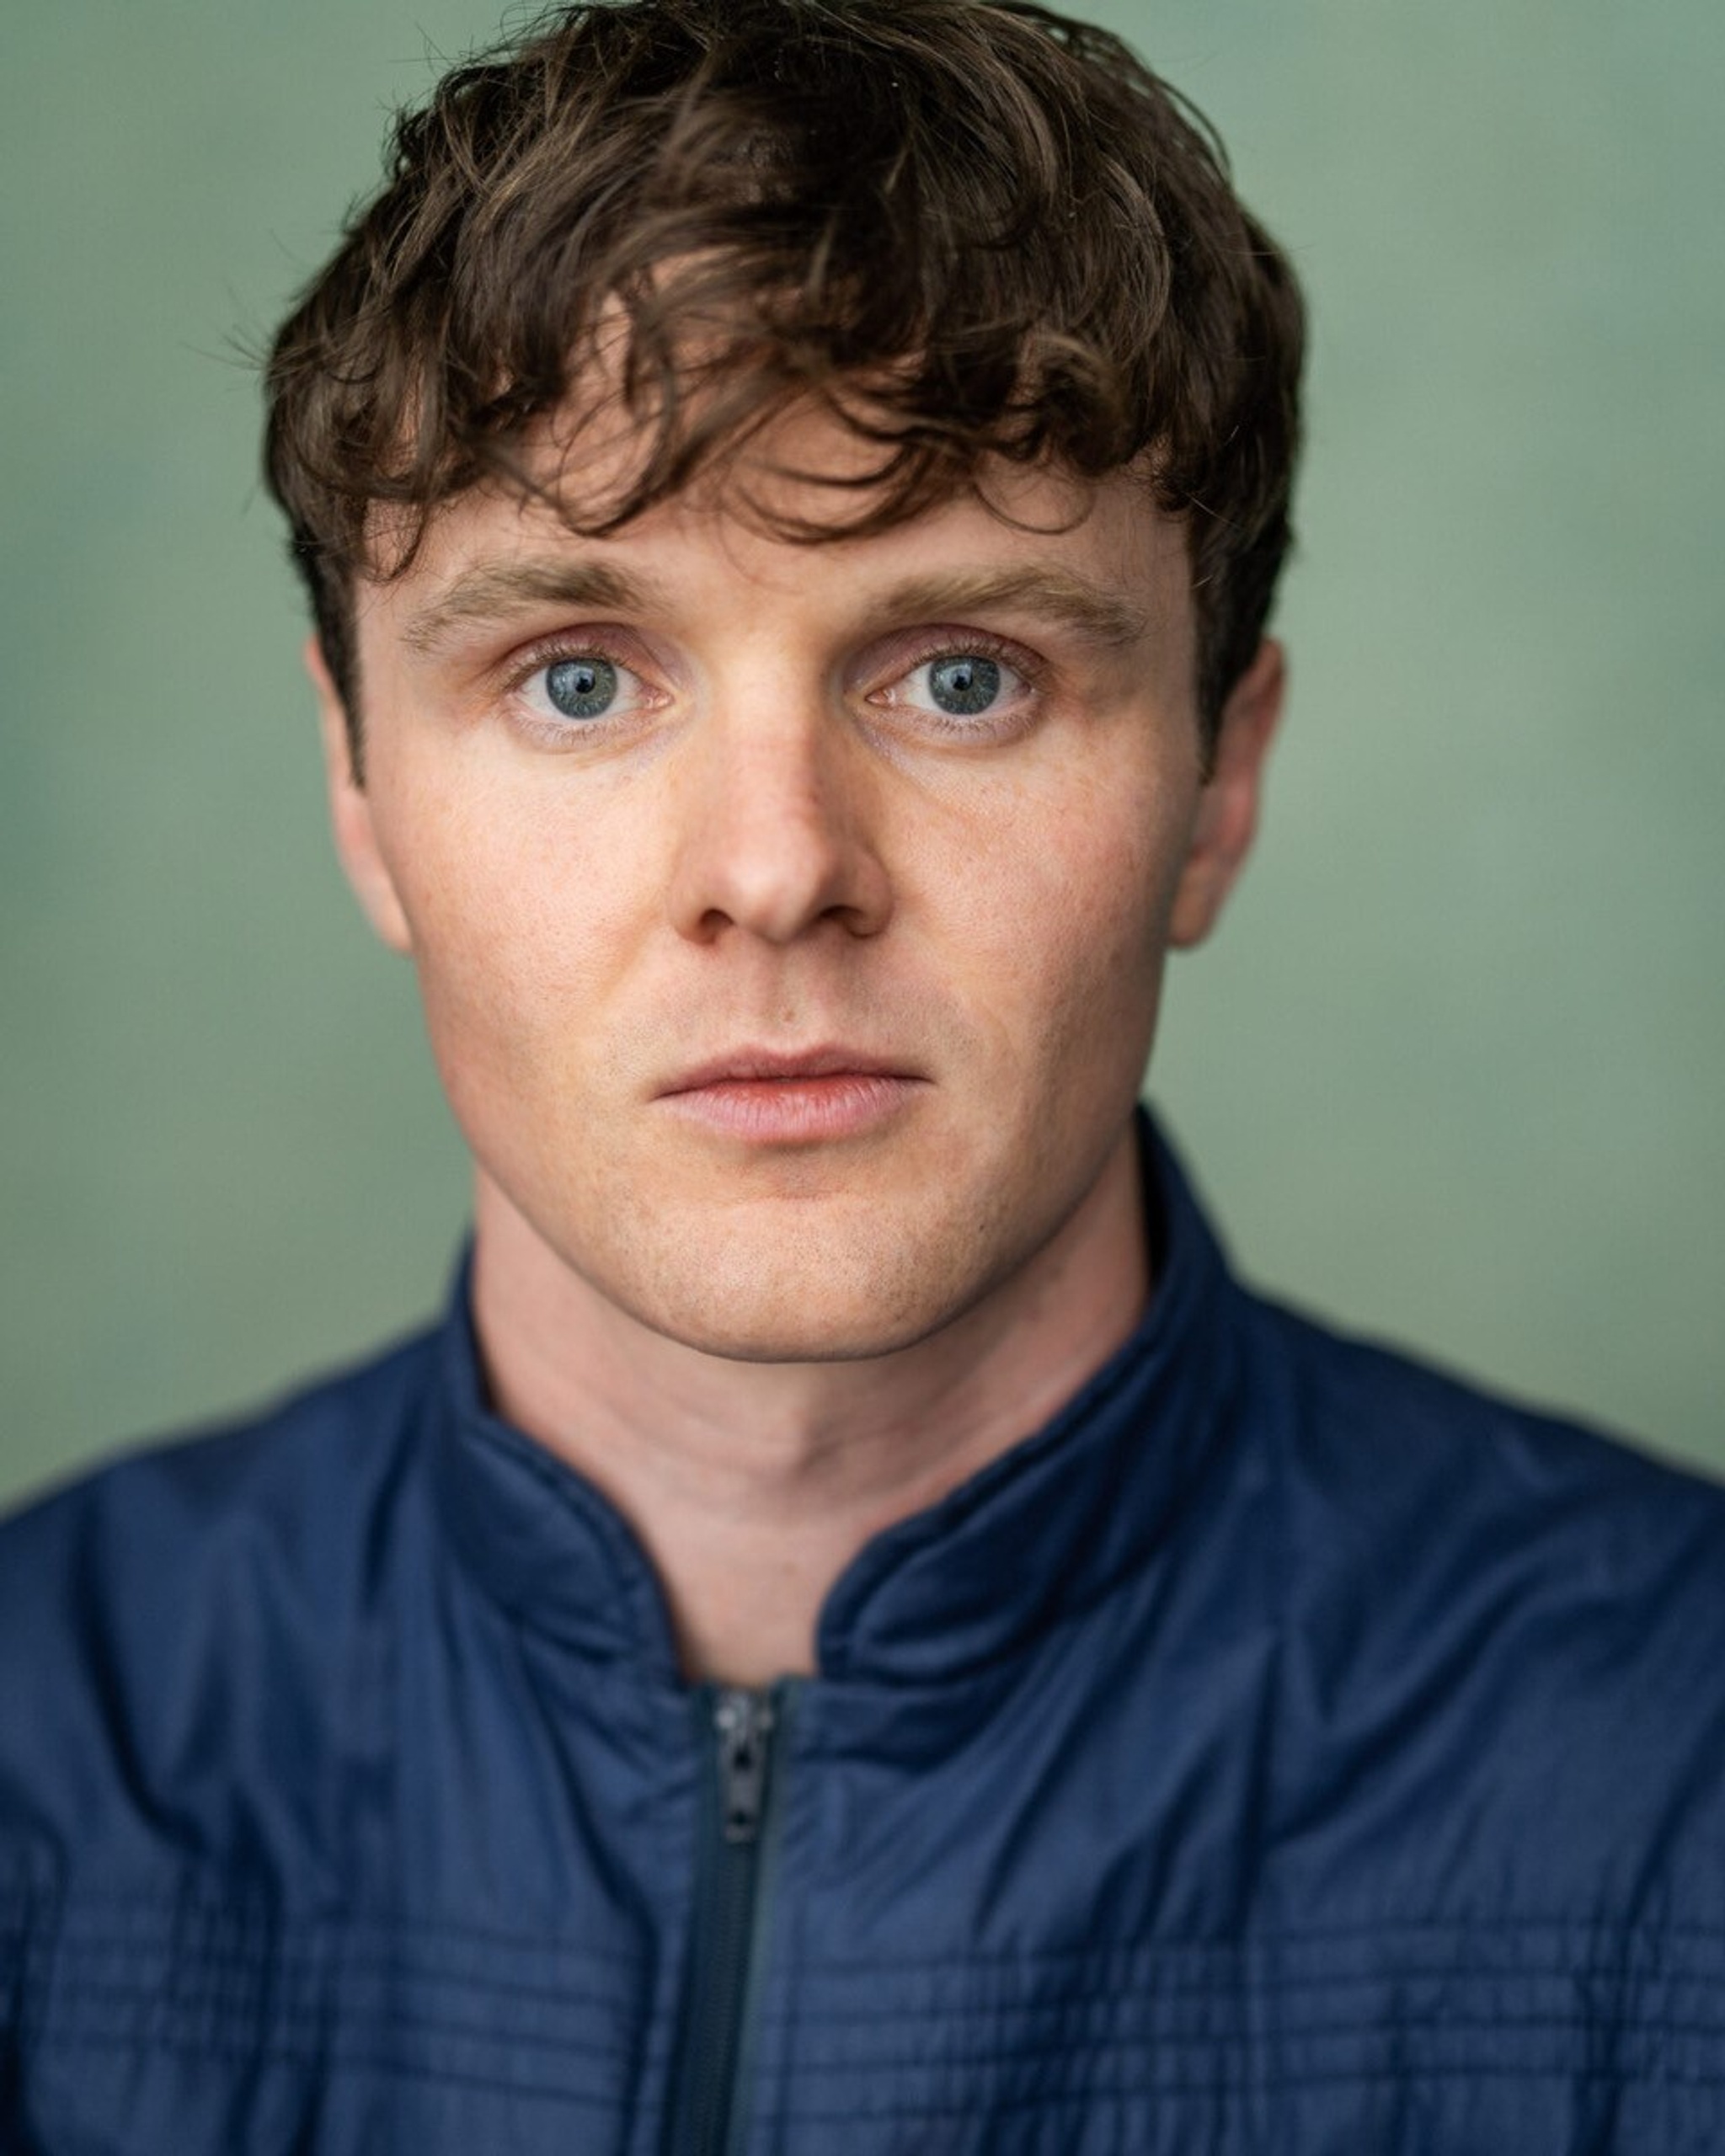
top-left (320, 412), bottom-right (1277, 1363)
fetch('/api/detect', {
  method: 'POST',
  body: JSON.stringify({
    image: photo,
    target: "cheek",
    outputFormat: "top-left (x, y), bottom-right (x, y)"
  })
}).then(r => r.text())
top-left (943, 766), bottom-right (1192, 1067)
top-left (371, 776), bottom-right (646, 1099)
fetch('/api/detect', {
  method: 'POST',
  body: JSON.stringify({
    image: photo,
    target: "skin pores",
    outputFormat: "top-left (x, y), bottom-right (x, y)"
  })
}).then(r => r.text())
top-left (318, 417), bottom-right (1278, 1408)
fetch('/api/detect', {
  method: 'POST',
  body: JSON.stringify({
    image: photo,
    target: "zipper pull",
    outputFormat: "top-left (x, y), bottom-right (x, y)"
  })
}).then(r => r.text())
top-left (714, 1688), bottom-right (776, 1845)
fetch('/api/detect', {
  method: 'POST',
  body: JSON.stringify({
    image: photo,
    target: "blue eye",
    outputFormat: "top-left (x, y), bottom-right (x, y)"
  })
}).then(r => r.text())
top-left (927, 655), bottom-right (1002, 716)
top-left (544, 656), bottom-right (620, 720)
top-left (875, 646), bottom-right (1033, 731)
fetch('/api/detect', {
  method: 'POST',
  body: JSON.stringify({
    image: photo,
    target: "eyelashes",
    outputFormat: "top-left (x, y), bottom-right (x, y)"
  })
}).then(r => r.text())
top-left (499, 627), bottom-right (666, 745)
top-left (493, 624), bottom-right (1048, 748)
top-left (865, 632), bottom-right (1040, 731)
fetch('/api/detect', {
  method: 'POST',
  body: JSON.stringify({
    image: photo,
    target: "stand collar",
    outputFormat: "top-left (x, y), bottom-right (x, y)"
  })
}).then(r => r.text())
top-left (430, 1111), bottom-right (1247, 1688)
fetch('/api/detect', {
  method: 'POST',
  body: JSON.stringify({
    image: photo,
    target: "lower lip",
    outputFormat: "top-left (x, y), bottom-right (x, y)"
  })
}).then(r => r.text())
top-left (661, 1074), bottom-right (922, 1143)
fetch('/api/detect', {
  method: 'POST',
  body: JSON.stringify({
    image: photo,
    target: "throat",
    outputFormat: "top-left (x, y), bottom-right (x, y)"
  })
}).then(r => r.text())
top-left (466, 1123), bottom-right (1152, 1682)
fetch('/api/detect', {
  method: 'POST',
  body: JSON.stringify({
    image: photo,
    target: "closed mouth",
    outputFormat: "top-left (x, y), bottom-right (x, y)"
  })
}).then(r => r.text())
top-left (660, 1048), bottom-right (920, 1095)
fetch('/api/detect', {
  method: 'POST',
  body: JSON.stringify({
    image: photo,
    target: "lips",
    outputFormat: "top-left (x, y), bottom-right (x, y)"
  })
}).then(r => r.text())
top-left (655, 1047), bottom-right (927, 1143)
top-left (659, 1046), bottom-right (918, 1095)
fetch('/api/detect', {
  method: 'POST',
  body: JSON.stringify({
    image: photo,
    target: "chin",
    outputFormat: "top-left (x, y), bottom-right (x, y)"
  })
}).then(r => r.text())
top-left (653, 1314), bottom-right (922, 1365)
top-left (619, 1222), bottom-right (986, 1366)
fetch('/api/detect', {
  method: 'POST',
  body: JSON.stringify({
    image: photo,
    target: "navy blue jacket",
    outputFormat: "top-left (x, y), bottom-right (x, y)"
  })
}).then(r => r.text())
top-left (5, 1128), bottom-right (1725, 2153)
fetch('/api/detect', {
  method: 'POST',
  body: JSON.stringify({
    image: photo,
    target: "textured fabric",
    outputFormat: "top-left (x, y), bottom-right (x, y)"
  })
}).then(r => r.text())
top-left (4, 1123), bottom-right (1725, 2153)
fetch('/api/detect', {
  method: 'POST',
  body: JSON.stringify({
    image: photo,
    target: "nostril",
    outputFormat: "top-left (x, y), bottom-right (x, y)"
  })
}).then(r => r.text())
top-left (672, 840), bottom-right (894, 946)
top-left (662, 717), bottom-right (899, 947)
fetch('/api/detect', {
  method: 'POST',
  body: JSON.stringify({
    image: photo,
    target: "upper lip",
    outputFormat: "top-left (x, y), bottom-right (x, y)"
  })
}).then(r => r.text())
top-left (659, 1046), bottom-right (921, 1094)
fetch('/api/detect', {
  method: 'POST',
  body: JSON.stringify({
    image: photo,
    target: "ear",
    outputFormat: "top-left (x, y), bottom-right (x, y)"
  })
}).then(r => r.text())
top-left (306, 635), bottom-right (414, 956)
top-left (1167, 637), bottom-right (1284, 950)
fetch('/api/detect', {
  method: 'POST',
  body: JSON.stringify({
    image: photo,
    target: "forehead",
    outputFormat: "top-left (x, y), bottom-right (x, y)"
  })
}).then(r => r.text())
top-left (367, 398), bottom-right (1195, 659)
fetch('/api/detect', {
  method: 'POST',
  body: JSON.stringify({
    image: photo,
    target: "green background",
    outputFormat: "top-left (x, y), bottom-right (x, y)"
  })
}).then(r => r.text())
top-left (3, 0), bottom-right (1720, 1510)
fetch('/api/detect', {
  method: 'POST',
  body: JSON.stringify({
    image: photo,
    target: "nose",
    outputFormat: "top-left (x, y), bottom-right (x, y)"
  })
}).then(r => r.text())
top-left (665, 695), bottom-right (894, 947)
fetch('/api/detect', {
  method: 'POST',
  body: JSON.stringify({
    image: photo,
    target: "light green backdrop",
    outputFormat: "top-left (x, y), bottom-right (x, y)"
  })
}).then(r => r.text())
top-left (3, 1), bottom-right (1721, 1509)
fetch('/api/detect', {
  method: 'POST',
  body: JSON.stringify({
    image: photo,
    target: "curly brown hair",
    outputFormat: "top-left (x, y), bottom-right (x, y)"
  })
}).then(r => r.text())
top-left (263, 0), bottom-right (1303, 759)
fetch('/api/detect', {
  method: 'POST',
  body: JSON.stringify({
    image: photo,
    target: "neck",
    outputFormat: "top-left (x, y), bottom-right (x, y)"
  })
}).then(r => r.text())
top-left (470, 1122), bottom-right (1150, 1686)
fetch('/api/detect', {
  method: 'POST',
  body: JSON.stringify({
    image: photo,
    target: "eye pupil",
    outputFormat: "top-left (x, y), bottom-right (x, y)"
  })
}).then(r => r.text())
top-left (929, 655), bottom-right (1001, 717)
top-left (545, 656), bottom-right (619, 719)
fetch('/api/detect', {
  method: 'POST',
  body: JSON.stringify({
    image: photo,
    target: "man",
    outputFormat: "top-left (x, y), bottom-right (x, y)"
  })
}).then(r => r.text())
top-left (3, 1), bottom-right (1722, 2149)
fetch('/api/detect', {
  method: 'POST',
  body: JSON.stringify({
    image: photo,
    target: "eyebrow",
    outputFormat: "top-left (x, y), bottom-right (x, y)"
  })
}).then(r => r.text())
top-left (868, 567), bottom-right (1151, 649)
top-left (398, 554), bottom-right (1151, 657)
top-left (398, 559), bottom-right (667, 656)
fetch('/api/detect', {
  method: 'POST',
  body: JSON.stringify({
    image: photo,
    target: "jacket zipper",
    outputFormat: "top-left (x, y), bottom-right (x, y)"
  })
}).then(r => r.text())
top-left (664, 1681), bottom-right (794, 2156)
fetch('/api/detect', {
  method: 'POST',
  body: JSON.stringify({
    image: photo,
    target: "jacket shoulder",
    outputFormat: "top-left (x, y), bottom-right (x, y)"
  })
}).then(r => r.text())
top-left (0, 1320), bottom-right (443, 1578)
top-left (0, 1323), bottom-right (446, 1846)
top-left (1242, 1294), bottom-right (1725, 1902)
top-left (1250, 1290), bottom-right (1725, 1576)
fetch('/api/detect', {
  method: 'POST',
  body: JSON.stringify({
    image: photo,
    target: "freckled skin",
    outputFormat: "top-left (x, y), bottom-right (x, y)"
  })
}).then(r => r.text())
top-left (320, 419), bottom-right (1279, 1382)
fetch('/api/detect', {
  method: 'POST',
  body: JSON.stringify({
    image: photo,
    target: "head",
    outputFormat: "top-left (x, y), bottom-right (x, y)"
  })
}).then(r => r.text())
top-left (259, 0), bottom-right (1303, 1370)
top-left (264, 0), bottom-right (1303, 772)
